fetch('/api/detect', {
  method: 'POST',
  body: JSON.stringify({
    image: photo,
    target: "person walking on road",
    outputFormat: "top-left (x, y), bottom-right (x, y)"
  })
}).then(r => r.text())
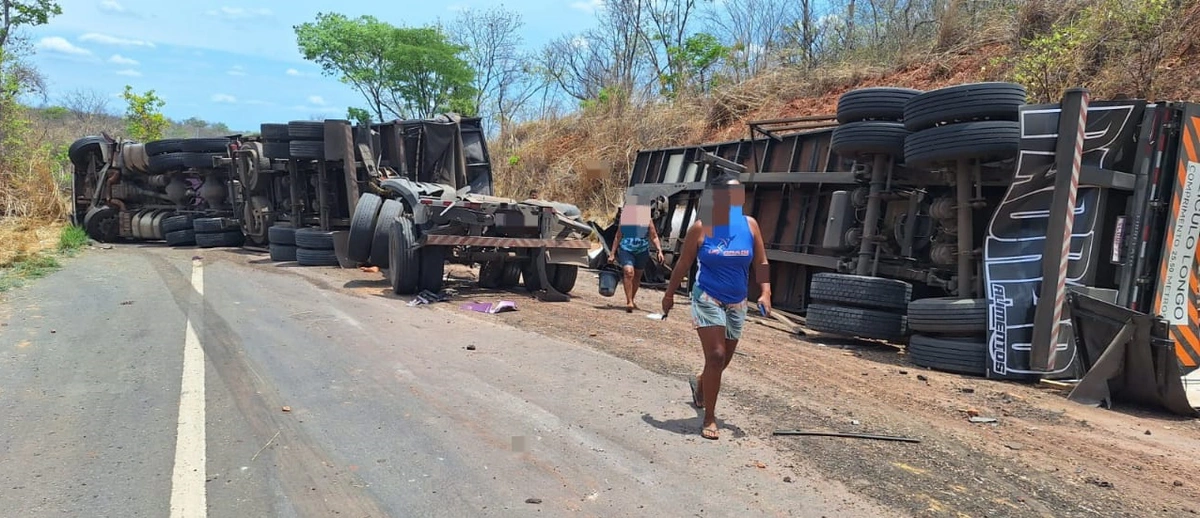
top-left (661, 170), bottom-right (771, 440)
top-left (609, 199), bottom-right (665, 313)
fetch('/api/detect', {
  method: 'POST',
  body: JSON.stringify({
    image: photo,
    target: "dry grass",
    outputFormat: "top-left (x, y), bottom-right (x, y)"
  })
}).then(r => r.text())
top-left (0, 217), bottom-right (65, 268)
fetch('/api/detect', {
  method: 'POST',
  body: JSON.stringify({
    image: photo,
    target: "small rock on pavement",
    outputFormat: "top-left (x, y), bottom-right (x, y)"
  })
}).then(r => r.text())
top-left (898, 370), bottom-right (908, 375)
top-left (917, 375), bottom-right (928, 382)
top-left (525, 498), bottom-right (542, 504)
top-left (282, 406), bottom-right (291, 413)
top-left (783, 476), bottom-right (793, 483)
top-left (1175, 480), bottom-right (1184, 487)
top-left (961, 387), bottom-right (975, 394)
top-left (466, 345), bottom-right (477, 351)
top-left (966, 408), bottom-right (981, 417)
top-left (1145, 430), bottom-right (1152, 435)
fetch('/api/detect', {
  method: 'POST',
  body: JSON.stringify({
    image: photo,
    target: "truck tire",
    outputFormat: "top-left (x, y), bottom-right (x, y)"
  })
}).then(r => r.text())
top-left (294, 228), bottom-right (335, 250)
top-left (269, 244), bottom-right (297, 262)
top-left (165, 229), bottom-right (195, 247)
top-left (195, 229), bottom-right (244, 248)
top-left (479, 261), bottom-right (505, 289)
top-left (268, 224), bottom-right (296, 246)
top-left (389, 216), bottom-right (421, 295)
top-left (181, 138), bottom-right (230, 153)
top-left (903, 82), bottom-right (1026, 132)
top-left (907, 334), bottom-right (987, 376)
top-left (296, 247), bottom-right (339, 266)
top-left (193, 217), bottom-right (239, 233)
top-left (809, 273), bottom-right (911, 312)
top-left (370, 199), bottom-right (405, 267)
top-left (907, 297), bottom-right (989, 335)
top-left (263, 142), bottom-right (290, 159)
top-left (806, 304), bottom-right (907, 341)
top-left (148, 152), bottom-right (186, 173)
top-left (419, 245), bottom-right (445, 292)
top-left (287, 120), bottom-right (324, 140)
top-left (904, 120), bottom-right (1021, 167)
top-left (289, 140), bottom-right (324, 160)
top-left (830, 121), bottom-right (909, 157)
top-left (551, 264), bottom-right (579, 293)
top-left (144, 138), bottom-right (184, 156)
top-left (347, 193), bottom-right (383, 263)
top-left (260, 123), bottom-right (290, 141)
top-left (68, 136), bottom-right (106, 169)
top-left (836, 87), bottom-right (922, 124)
top-left (161, 214), bottom-right (194, 234)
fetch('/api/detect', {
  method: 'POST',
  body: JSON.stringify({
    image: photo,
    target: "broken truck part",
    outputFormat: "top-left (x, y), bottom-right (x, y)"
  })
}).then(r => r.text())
top-left (619, 81), bottom-right (1200, 416)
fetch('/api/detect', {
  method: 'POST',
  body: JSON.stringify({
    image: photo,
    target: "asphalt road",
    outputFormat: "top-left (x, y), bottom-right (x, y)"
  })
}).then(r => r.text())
top-left (0, 245), bottom-right (898, 517)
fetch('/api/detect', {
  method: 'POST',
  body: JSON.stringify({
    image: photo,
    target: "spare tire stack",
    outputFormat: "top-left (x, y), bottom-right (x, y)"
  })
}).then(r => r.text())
top-left (180, 138), bottom-right (231, 169)
top-left (805, 273), bottom-right (911, 342)
top-left (260, 123), bottom-right (291, 160)
top-left (286, 121), bottom-right (325, 161)
top-left (161, 214), bottom-right (197, 247)
top-left (267, 223), bottom-right (297, 262)
top-left (294, 227), bottom-right (339, 266)
top-left (192, 217), bottom-right (244, 248)
top-left (905, 297), bottom-right (989, 376)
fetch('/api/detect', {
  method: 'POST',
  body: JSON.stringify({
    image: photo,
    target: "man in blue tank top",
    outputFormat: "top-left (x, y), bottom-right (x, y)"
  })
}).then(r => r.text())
top-left (661, 169), bottom-right (772, 440)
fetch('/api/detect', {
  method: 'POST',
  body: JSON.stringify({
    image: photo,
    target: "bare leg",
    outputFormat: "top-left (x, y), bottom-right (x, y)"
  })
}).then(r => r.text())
top-left (697, 326), bottom-right (728, 439)
top-left (694, 337), bottom-right (739, 409)
top-left (622, 264), bottom-right (636, 311)
top-left (630, 268), bottom-right (644, 309)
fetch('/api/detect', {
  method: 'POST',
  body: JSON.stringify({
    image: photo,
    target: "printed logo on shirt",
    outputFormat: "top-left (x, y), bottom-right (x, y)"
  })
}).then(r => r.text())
top-left (705, 237), bottom-right (750, 256)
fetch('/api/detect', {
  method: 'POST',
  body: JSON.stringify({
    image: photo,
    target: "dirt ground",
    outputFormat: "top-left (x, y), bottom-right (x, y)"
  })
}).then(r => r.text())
top-left (331, 261), bottom-right (1200, 518)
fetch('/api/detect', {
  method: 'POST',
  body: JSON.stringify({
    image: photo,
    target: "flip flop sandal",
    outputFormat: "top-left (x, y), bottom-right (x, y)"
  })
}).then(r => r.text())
top-left (701, 426), bottom-right (719, 440)
top-left (689, 375), bottom-right (704, 408)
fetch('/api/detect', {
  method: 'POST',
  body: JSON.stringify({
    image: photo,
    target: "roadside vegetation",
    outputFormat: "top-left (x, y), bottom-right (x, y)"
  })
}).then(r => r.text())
top-left (2, 0), bottom-right (1198, 277)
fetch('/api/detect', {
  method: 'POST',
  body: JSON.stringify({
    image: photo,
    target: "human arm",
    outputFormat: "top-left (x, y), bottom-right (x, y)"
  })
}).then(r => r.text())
top-left (662, 220), bottom-right (703, 314)
top-left (608, 226), bottom-right (622, 263)
top-left (649, 223), bottom-right (665, 263)
top-left (747, 216), bottom-right (772, 317)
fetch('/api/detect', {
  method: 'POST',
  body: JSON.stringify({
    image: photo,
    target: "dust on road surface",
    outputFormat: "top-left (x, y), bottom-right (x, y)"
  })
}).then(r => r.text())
top-left (1, 244), bottom-right (904, 517)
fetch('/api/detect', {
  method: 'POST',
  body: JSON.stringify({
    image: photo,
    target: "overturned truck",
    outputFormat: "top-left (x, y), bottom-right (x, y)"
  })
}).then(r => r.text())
top-left (623, 82), bottom-right (1200, 415)
top-left (67, 114), bottom-right (592, 297)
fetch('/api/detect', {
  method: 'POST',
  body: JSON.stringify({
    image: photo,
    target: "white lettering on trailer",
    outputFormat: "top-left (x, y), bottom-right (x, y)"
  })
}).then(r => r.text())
top-left (1161, 161), bottom-right (1200, 325)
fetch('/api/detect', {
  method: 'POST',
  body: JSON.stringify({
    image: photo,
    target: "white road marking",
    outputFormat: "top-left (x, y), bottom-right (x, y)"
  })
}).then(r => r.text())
top-left (170, 258), bottom-right (207, 518)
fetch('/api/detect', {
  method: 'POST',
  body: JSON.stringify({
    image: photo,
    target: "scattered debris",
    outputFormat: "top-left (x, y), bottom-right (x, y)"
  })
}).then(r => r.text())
top-left (773, 429), bottom-right (921, 443)
top-left (466, 345), bottom-right (476, 351)
top-left (1005, 443), bottom-right (1023, 451)
top-left (251, 431), bottom-right (281, 462)
top-left (851, 420), bottom-right (861, 426)
top-left (961, 387), bottom-right (975, 394)
top-left (898, 370), bottom-right (908, 375)
top-left (916, 375), bottom-right (928, 382)
top-left (462, 301), bottom-right (518, 314)
top-left (968, 416), bottom-right (998, 424)
top-left (409, 290), bottom-right (450, 307)
top-left (1175, 480), bottom-right (1184, 487)
top-left (783, 476), bottom-right (794, 483)
top-left (966, 408), bottom-right (981, 417)
top-left (50, 329), bottom-right (56, 334)
top-left (282, 406), bottom-right (292, 413)
top-left (359, 265), bottom-right (380, 273)
top-left (1145, 430), bottom-right (1152, 435)
top-left (120, 301), bottom-right (134, 306)
top-left (1085, 476), bottom-right (1114, 489)
top-left (525, 498), bottom-right (542, 504)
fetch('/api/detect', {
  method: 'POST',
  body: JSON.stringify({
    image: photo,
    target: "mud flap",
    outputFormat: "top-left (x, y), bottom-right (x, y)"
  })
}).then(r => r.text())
top-left (533, 247), bottom-right (569, 302)
top-left (1066, 291), bottom-right (1199, 417)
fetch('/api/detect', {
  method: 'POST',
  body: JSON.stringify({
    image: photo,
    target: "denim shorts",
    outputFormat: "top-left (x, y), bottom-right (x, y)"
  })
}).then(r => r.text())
top-left (616, 248), bottom-right (650, 270)
top-left (690, 288), bottom-right (748, 340)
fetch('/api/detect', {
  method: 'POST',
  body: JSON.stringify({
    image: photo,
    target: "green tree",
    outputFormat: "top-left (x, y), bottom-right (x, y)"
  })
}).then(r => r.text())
top-left (662, 32), bottom-right (727, 98)
top-left (0, 0), bottom-right (62, 49)
top-left (347, 107), bottom-right (372, 126)
top-left (294, 13), bottom-right (476, 121)
top-left (120, 85), bottom-right (167, 142)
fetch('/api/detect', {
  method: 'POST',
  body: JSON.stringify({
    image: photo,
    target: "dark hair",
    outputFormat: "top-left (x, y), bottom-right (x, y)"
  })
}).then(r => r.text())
top-left (707, 168), bottom-right (740, 186)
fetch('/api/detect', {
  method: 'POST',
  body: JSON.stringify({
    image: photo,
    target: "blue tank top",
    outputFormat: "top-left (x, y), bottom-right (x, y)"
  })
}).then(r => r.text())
top-left (695, 211), bottom-right (754, 304)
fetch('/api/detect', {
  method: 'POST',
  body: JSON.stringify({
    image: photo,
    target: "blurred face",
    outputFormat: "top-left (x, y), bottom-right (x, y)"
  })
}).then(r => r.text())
top-left (699, 181), bottom-right (744, 237)
top-left (620, 193), bottom-right (652, 238)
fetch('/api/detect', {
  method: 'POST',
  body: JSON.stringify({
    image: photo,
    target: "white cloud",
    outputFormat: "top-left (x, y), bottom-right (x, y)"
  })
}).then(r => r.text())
top-left (36, 36), bottom-right (92, 56)
top-left (243, 100), bottom-right (274, 106)
top-left (227, 65), bottom-right (247, 77)
top-left (207, 7), bottom-right (273, 20)
top-left (109, 54), bottom-right (139, 66)
top-left (307, 95), bottom-right (327, 106)
top-left (211, 94), bottom-right (238, 104)
top-left (285, 68), bottom-right (302, 77)
top-left (79, 33), bottom-right (156, 48)
top-left (99, 1), bottom-right (127, 14)
top-left (116, 69), bottom-right (142, 77)
top-left (570, 0), bottom-right (603, 13)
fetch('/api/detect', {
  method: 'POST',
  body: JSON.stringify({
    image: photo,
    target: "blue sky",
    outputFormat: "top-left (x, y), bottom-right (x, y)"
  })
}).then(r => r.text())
top-left (19, 0), bottom-right (604, 132)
